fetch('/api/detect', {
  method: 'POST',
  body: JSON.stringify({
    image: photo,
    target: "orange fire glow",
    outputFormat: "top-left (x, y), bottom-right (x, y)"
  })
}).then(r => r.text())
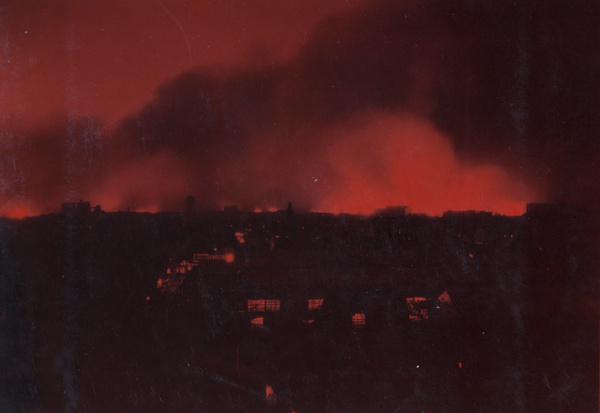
top-left (265, 385), bottom-right (276, 406)
top-left (313, 113), bottom-right (536, 216)
top-left (0, 113), bottom-right (538, 218)
top-left (0, 202), bottom-right (34, 219)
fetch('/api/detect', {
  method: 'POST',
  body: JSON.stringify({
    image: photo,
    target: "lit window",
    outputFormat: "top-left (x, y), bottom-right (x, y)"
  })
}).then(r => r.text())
top-left (407, 297), bottom-right (430, 322)
top-left (352, 313), bottom-right (366, 328)
top-left (235, 232), bottom-right (245, 244)
top-left (308, 298), bottom-right (324, 311)
top-left (265, 299), bottom-right (280, 312)
top-left (248, 299), bottom-right (265, 312)
top-left (247, 299), bottom-right (280, 312)
top-left (193, 253), bottom-right (210, 262)
top-left (251, 317), bottom-right (264, 329)
top-left (265, 385), bottom-right (276, 405)
top-left (437, 291), bottom-right (452, 306)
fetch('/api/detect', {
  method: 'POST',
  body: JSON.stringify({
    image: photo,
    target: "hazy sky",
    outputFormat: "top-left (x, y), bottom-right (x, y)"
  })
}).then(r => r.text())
top-left (1, 0), bottom-right (372, 124)
top-left (1, 0), bottom-right (598, 216)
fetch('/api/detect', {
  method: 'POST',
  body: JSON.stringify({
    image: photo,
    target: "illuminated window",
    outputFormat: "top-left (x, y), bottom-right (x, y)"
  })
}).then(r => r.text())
top-left (407, 297), bottom-right (429, 322)
top-left (437, 291), bottom-right (452, 306)
top-left (251, 317), bottom-right (264, 329)
top-left (248, 299), bottom-right (265, 312)
top-left (235, 232), bottom-right (245, 244)
top-left (308, 298), bottom-right (324, 311)
top-left (247, 299), bottom-right (280, 312)
top-left (265, 385), bottom-right (276, 405)
top-left (352, 313), bottom-right (366, 328)
top-left (179, 261), bottom-right (188, 273)
top-left (193, 253), bottom-right (210, 262)
top-left (265, 299), bottom-right (280, 312)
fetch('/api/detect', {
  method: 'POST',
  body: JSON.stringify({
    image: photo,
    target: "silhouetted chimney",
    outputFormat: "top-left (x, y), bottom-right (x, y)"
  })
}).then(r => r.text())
top-left (185, 196), bottom-right (195, 214)
top-left (224, 205), bottom-right (238, 214)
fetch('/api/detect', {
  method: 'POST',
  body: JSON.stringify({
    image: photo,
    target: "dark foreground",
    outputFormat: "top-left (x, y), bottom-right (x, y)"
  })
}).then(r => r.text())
top-left (1, 205), bottom-right (597, 412)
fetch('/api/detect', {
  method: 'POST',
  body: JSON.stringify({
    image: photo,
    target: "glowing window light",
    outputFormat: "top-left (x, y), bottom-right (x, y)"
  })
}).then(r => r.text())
top-left (251, 317), bottom-right (264, 329)
top-left (265, 299), bottom-right (280, 312)
top-left (352, 313), bottom-right (366, 327)
top-left (235, 232), bottom-right (245, 244)
top-left (308, 298), bottom-right (324, 311)
top-left (193, 254), bottom-right (210, 262)
top-left (265, 384), bottom-right (276, 405)
top-left (248, 299), bottom-right (265, 312)
top-left (247, 299), bottom-right (280, 312)
top-left (407, 297), bottom-right (430, 322)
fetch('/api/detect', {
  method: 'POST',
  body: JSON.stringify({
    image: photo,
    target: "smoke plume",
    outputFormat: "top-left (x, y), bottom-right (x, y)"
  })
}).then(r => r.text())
top-left (1, 0), bottom-right (598, 216)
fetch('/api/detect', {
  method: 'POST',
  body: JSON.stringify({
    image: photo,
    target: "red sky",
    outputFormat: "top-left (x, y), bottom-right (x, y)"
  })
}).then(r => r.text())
top-left (0, 0), bottom-right (370, 126)
top-left (0, 0), bottom-right (598, 217)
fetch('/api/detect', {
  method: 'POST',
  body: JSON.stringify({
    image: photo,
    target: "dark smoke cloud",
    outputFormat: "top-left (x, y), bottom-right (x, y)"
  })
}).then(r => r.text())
top-left (288, 0), bottom-right (600, 192)
top-left (1, 0), bottom-right (598, 216)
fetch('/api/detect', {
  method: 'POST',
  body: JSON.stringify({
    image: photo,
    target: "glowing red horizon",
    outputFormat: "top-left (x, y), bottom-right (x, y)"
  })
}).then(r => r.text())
top-left (0, 199), bottom-right (531, 219)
